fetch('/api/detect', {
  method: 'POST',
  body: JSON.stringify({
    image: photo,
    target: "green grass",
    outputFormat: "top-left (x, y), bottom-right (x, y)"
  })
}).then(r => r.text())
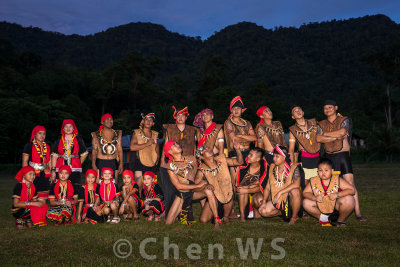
top-left (0, 165), bottom-right (399, 266)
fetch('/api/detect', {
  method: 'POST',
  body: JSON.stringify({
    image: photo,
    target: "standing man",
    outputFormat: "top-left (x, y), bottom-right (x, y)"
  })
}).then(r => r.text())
top-left (288, 106), bottom-right (320, 186)
top-left (160, 106), bottom-right (200, 218)
top-left (91, 113), bottom-right (123, 183)
top-left (255, 106), bottom-right (287, 164)
top-left (316, 100), bottom-right (366, 221)
top-left (130, 112), bottom-right (159, 195)
top-left (193, 108), bottom-right (224, 155)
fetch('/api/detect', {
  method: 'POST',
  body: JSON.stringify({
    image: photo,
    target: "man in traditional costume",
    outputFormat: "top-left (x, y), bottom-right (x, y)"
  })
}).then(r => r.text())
top-left (130, 112), bottom-right (159, 195)
top-left (163, 141), bottom-right (223, 228)
top-left (258, 145), bottom-right (302, 225)
top-left (22, 125), bottom-right (52, 201)
top-left (255, 106), bottom-right (287, 164)
top-left (160, 106), bottom-right (200, 218)
top-left (193, 108), bottom-right (224, 155)
top-left (91, 113), bottom-right (123, 182)
top-left (12, 166), bottom-right (48, 229)
top-left (51, 119), bottom-right (88, 191)
top-left (316, 100), bottom-right (366, 221)
top-left (235, 147), bottom-right (268, 222)
top-left (303, 158), bottom-right (355, 226)
top-left (196, 143), bottom-right (243, 224)
top-left (288, 106), bottom-right (320, 186)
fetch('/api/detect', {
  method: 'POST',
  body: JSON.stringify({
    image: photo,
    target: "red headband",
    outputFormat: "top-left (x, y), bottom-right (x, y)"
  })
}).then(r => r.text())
top-left (256, 106), bottom-right (268, 125)
top-left (99, 113), bottom-right (113, 131)
top-left (15, 166), bottom-right (35, 182)
top-left (30, 125), bottom-right (46, 142)
top-left (273, 145), bottom-right (291, 177)
top-left (61, 119), bottom-right (78, 136)
top-left (172, 106), bottom-right (189, 120)
top-left (193, 108), bottom-right (214, 128)
top-left (122, 170), bottom-right (134, 178)
top-left (59, 165), bottom-right (72, 176)
top-left (85, 169), bottom-right (98, 182)
top-left (143, 171), bottom-right (157, 183)
top-left (101, 167), bottom-right (114, 180)
top-left (229, 96), bottom-right (247, 118)
top-left (164, 140), bottom-right (176, 163)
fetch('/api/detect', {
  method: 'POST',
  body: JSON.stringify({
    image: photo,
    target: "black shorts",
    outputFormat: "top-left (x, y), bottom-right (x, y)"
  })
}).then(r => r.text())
top-left (299, 152), bottom-right (320, 169)
top-left (134, 158), bottom-right (156, 173)
top-left (228, 149), bottom-right (250, 166)
top-left (33, 171), bottom-right (50, 194)
top-left (326, 152), bottom-right (353, 175)
top-left (96, 158), bottom-right (118, 175)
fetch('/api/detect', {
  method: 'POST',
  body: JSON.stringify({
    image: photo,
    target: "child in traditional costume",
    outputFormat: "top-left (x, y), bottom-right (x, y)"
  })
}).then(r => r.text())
top-left (47, 165), bottom-right (78, 225)
top-left (119, 170), bottom-right (142, 221)
top-left (141, 171), bottom-right (164, 222)
top-left (77, 169), bottom-right (103, 224)
top-left (302, 158), bottom-right (355, 227)
top-left (12, 166), bottom-right (48, 229)
top-left (99, 167), bottom-right (120, 224)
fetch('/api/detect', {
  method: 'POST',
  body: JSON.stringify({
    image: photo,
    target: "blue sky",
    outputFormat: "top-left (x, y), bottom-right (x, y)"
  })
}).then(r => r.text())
top-left (0, 0), bottom-right (399, 39)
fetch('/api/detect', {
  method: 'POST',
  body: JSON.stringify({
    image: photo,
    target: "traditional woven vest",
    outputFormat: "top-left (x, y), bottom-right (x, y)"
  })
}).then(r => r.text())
top-left (310, 175), bottom-right (340, 215)
top-left (202, 124), bottom-right (223, 150)
top-left (224, 118), bottom-right (252, 151)
top-left (289, 118), bottom-right (320, 154)
top-left (258, 121), bottom-right (287, 148)
top-left (318, 116), bottom-right (347, 153)
top-left (164, 124), bottom-right (198, 156)
top-left (269, 163), bottom-right (299, 210)
top-left (133, 129), bottom-right (158, 167)
top-left (199, 154), bottom-right (233, 204)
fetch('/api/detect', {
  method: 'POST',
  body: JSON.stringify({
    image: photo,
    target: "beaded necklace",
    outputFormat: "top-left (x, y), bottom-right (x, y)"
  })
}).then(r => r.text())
top-left (200, 160), bottom-right (222, 177)
top-left (170, 157), bottom-right (193, 181)
top-left (33, 141), bottom-right (48, 162)
top-left (273, 166), bottom-right (287, 187)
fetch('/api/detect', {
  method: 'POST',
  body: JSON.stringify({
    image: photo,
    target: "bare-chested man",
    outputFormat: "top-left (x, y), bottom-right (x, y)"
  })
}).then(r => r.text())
top-left (256, 106), bottom-right (287, 164)
top-left (130, 112), bottom-right (159, 195)
top-left (316, 100), bottom-right (366, 221)
top-left (258, 145), bottom-right (302, 225)
top-left (162, 141), bottom-right (222, 228)
top-left (303, 158), bottom-right (355, 227)
top-left (193, 108), bottom-right (224, 156)
top-left (91, 113), bottom-right (123, 183)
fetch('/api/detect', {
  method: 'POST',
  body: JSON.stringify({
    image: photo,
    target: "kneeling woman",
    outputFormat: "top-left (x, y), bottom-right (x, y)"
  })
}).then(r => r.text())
top-left (47, 165), bottom-right (78, 225)
top-left (76, 169), bottom-right (103, 224)
top-left (163, 141), bottom-right (221, 228)
top-left (12, 166), bottom-right (48, 229)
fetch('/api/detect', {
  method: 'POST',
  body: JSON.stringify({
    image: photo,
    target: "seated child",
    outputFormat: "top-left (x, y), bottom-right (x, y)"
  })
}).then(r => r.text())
top-left (47, 165), bottom-right (78, 225)
top-left (302, 158), bottom-right (355, 227)
top-left (141, 171), bottom-right (164, 222)
top-left (99, 167), bottom-right (120, 224)
top-left (119, 170), bottom-right (142, 221)
top-left (77, 169), bottom-right (103, 224)
top-left (12, 166), bottom-right (48, 229)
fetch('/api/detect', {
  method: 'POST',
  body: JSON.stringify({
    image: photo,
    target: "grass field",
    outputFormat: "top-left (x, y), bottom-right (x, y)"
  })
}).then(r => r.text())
top-left (0, 165), bottom-right (399, 266)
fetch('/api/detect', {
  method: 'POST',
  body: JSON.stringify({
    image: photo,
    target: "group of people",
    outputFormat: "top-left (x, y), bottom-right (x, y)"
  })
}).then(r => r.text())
top-left (11, 96), bottom-right (366, 229)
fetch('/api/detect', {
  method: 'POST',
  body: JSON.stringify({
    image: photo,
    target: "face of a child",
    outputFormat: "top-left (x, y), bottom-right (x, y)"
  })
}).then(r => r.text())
top-left (123, 175), bottom-right (132, 185)
top-left (63, 124), bottom-right (75, 135)
top-left (23, 171), bottom-right (36, 183)
top-left (102, 170), bottom-right (112, 182)
top-left (86, 174), bottom-right (96, 185)
top-left (143, 175), bottom-right (154, 187)
top-left (318, 163), bottom-right (333, 180)
top-left (59, 170), bottom-right (70, 181)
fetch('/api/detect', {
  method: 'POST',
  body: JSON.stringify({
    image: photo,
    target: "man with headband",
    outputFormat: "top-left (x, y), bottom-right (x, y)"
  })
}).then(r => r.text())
top-left (193, 108), bottom-right (224, 156)
top-left (255, 106), bottom-right (287, 164)
top-left (160, 106), bottom-right (200, 219)
top-left (316, 100), bottom-right (366, 222)
top-left (288, 106), bottom-right (320, 186)
top-left (130, 112), bottom-right (159, 196)
top-left (258, 145), bottom-right (303, 225)
top-left (91, 113), bottom-right (123, 182)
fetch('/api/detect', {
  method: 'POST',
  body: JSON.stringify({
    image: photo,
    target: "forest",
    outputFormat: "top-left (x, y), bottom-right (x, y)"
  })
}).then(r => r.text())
top-left (0, 14), bottom-right (399, 163)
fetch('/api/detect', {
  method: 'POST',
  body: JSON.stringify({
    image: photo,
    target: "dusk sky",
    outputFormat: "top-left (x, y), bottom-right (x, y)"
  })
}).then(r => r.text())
top-left (1, 0), bottom-right (399, 39)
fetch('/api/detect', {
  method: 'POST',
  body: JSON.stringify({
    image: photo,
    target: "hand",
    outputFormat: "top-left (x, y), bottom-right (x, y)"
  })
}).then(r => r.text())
top-left (65, 201), bottom-right (72, 207)
top-left (316, 195), bottom-right (323, 203)
top-left (328, 193), bottom-right (338, 201)
top-left (233, 141), bottom-right (241, 150)
top-left (204, 184), bottom-right (214, 191)
top-left (118, 164), bottom-right (123, 175)
top-left (236, 186), bottom-right (247, 194)
top-left (36, 201), bottom-right (44, 207)
top-left (197, 180), bottom-right (207, 188)
top-left (273, 192), bottom-right (282, 204)
top-left (147, 138), bottom-right (156, 145)
top-left (92, 165), bottom-right (98, 171)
